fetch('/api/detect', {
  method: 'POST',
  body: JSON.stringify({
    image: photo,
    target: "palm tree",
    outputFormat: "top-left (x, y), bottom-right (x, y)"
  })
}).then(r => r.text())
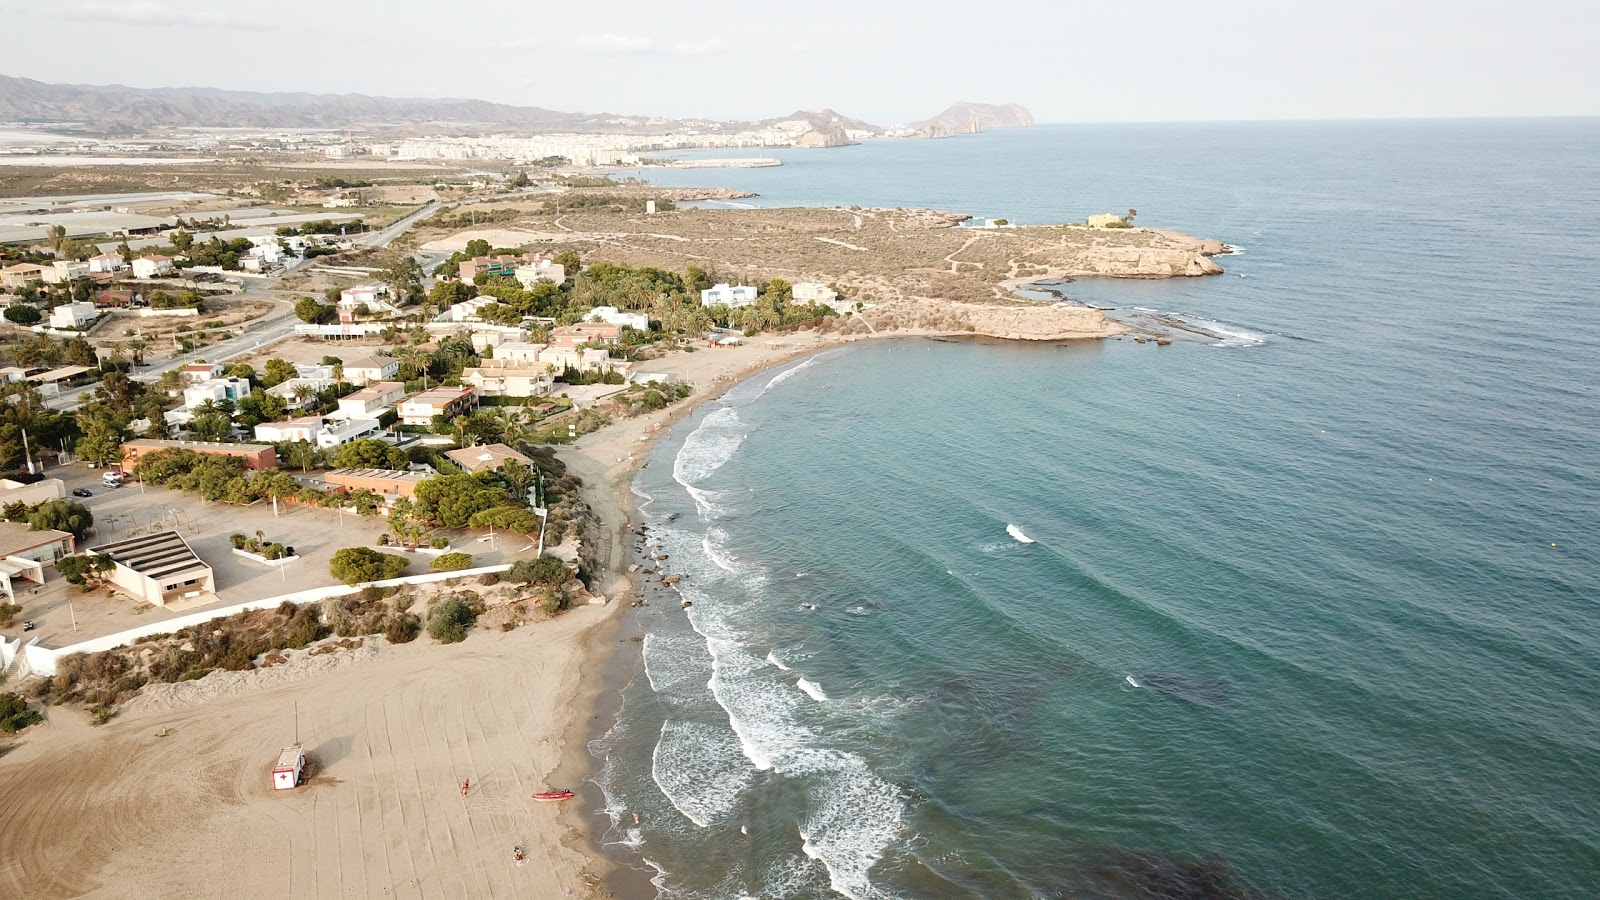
top-left (125, 338), bottom-right (149, 367)
top-left (291, 383), bottom-right (317, 408)
top-left (194, 399), bottom-right (220, 418)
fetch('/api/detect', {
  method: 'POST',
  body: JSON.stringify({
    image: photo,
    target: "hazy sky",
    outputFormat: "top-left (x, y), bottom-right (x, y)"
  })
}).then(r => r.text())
top-left (2, 0), bottom-right (1595, 124)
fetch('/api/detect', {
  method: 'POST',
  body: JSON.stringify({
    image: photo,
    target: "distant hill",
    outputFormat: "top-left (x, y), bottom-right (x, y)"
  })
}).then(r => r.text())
top-left (0, 74), bottom-right (657, 133)
top-left (914, 102), bottom-right (1035, 138)
top-left (766, 108), bottom-right (883, 133)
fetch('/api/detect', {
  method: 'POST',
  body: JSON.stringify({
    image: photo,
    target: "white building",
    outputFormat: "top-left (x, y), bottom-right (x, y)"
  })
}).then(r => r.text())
top-left (46, 261), bottom-right (91, 284)
top-left (48, 301), bottom-right (97, 329)
top-left (180, 363), bottom-right (223, 383)
top-left (335, 381), bottom-right (405, 419)
top-left (338, 284), bottom-right (403, 318)
top-left (183, 377), bottom-right (251, 410)
top-left (700, 283), bottom-right (759, 308)
top-left (792, 282), bottom-right (844, 309)
top-left (131, 255), bottom-right (174, 279)
top-left (338, 355), bottom-right (400, 385)
top-left (255, 415), bottom-right (381, 448)
top-left (88, 253), bottom-right (126, 274)
top-left (461, 361), bottom-right (555, 399)
top-left (398, 386), bottom-right (479, 426)
top-left (586, 306), bottom-right (649, 331)
top-left (513, 259), bottom-right (565, 288)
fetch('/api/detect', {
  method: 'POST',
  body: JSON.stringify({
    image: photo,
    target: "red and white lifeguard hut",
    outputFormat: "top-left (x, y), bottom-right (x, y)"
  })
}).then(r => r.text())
top-left (272, 745), bottom-right (305, 790)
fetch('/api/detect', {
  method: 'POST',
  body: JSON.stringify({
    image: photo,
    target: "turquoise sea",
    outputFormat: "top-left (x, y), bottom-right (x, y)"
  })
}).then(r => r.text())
top-left (591, 121), bottom-right (1600, 898)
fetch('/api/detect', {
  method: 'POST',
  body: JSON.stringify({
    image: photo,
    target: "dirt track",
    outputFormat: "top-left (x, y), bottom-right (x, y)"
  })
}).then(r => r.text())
top-left (0, 608), bottom-right (615, 899)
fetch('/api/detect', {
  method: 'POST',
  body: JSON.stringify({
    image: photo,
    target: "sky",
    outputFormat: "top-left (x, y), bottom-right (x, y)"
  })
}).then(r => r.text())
top-left (1, 0), bottom-right (1596, 124)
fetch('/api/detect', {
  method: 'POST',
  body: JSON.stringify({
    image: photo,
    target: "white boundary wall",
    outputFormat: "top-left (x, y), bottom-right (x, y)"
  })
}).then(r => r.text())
top-left (17, 563), bottom-right (512, 677)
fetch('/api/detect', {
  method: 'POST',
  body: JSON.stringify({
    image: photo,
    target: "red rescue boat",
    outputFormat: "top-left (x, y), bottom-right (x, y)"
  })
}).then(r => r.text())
top-left (532, 789), bottom-right (575, 802)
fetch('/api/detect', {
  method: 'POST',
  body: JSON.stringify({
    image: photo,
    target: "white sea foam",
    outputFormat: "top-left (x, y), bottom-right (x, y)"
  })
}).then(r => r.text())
top-left (797, 677), bottom-right (829, 702)
top-left (766, 650), bottom-right (791, 671)
top-left (703, 528), bottom-right (740, 573)
top-left (651, 719), bottom-right (757, 827)
top-left (1182, 315), bottom-right (1266, 348)
top-left (673, 406), bottom-right (747, 518)
top-left (758, 354), bottom-right (821, 398)
top-left (642, 631), bottom-right (708, 698)
top-left (1006, 524), bottom-right (1035, 544)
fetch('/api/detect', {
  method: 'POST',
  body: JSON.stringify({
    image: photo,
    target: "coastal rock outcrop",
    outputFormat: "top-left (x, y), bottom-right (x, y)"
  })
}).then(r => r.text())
top-left (858, 297), bottom-right (1129, 341)
top-left (914, 102), bottom-right (1035, 138)
top-left (795, 123), bottom-right (852, 148)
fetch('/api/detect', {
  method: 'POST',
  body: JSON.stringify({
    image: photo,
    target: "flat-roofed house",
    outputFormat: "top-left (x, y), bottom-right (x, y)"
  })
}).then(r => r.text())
top-left (181, 363), bottom-right (223, 383)
top-left (0, 521), bottom-right (74, 600)
top-left (324, 467), bottom-right (427, 499)
top-left (549, 323), bottom-right (622, 348)
top-left (48, 301), bottom-right (97, 329)
top-left (90, 529), bottom-right (216, 607)
top-left (700, 283), bottom-right (758, 308)
top-left (88, 252), bottom-right (126, 274)
top-left (398, 385), bottom-right (478, 426)
top-left (336, 381), bottom-right (405, 418)
top-left (118, 439), bottom-right (277, 474)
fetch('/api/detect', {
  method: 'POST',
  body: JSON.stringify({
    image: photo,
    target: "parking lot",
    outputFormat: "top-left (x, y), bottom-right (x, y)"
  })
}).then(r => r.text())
top-left (5, 462), bottom-right (522, 647)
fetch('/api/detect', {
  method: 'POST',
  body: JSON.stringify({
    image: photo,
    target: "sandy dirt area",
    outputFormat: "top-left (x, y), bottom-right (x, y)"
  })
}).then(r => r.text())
top-left (0, 606), bottom-right (615, 900)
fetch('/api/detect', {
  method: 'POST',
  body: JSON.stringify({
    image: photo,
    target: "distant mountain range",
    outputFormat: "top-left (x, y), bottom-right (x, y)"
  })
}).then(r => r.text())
top-left (0, 74), bottom-right (1032, 141)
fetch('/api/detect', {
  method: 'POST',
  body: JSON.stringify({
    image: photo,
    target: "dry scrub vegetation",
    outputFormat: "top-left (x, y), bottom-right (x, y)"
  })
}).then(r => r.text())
top-left (36, 573), bottom-right (582, 720)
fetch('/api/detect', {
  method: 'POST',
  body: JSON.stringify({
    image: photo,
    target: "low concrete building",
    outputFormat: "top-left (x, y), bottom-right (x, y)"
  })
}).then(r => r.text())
top-left (444, 443), bottom-right (533, 474)
top-left (458, 254), bottom-right (526, 282)
top-left (0, 521), bottom-right (73, 599)
top-left (131, 255), bottom-right (174, 279)
top-left (700, 283), bottom-right (758, 308)
top-left (398, 385), bottom-right (479, 426)
top-left (46, 261), bottom-right (91, 284)
top-left (336, 381), bottom-right (405, 418)
top-left (119, 439), bottom-right (278, 474)
top-left (324, 467), bottom-right (427, 499)
top-left (1086, 213), bottom-right (1127, 228)
top-left (0, 477), bottom-right (67, 509)
top-left (48, 301), bottom-right (97, 329)
top-left (253, 416), bottom-right (321, 444)
top-left (338, 284), bottom-right (403, 319)
top-left (255, 415), bottom-right (381, 448)
top-left (90, 530), bottom-right (215, 608)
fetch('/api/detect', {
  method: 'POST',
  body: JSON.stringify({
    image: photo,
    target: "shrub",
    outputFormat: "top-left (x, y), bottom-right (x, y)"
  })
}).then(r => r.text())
top-left (432, 552), bottom-right (472, 571)
top-left (329, 547), bottom-right (410, 585)
top-left (377, 533), bottom-right (390, 545)
top-left (426, 599), bottom-right (477, 644)
top-left (429, 535), bottom-right (450, 550)
top-left (229, 533), bottom-right (248, 549)
top-left (385, 612), bottom-right (422, 643)
top-left (0, 602), bottom-right (20, 627)
top-left (0, 692), bottom-right (42, 733)
top-left (4, 304), bottom-right (42, 325)
top-left (508, 555), bottom-right (570, 586)
top-left (478, 572), bottom-right (501, 586)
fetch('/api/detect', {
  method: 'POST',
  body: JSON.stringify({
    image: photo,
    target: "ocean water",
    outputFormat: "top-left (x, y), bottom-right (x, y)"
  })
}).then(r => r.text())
top-left (592, 121), bottom-right (1600, 899)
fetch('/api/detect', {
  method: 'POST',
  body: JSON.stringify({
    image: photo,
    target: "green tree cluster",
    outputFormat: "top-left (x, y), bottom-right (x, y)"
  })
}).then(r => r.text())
top-left (329, 547), bottom-right (411, 585)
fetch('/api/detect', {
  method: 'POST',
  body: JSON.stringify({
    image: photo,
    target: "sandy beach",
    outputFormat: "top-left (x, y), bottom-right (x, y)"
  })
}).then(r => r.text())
top-left (0, 330), bottom-right (864, 900)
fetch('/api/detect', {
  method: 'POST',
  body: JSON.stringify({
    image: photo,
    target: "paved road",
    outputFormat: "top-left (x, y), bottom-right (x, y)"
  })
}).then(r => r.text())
top-left (359, 201), bottom-right (439, 248)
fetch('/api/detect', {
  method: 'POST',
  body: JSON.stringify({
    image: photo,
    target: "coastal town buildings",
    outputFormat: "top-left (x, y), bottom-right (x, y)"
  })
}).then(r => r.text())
top-left (0, 520), bottom-right (75, 567)
top-left (45, 261), bottom-right (91, 284)
top-left (792, 282), bottom-right (843, 308)
top-left (255, 415), bottom-right (382, 448)
top-left (398, 385), bottom-right (479, 426)
top-left (324, 467), bottom-right (426, 500)
top-left (514, 258), bottom-right (565, 288)
top-left (87, 252), bottom-right (126, 274)
top-left (549, 323), bottom-right (623, 348)
top-left (0, 477), bottom-right (66, 509)
top-left (458, 254), bottom-right (524, 282)
top-left (180, 363), bottom-right (223, 383)
top-left (700, 283), bottom-right (758, 308)
top-left (338, 284), bottom-right (403, 319)
top-left (118, 439), bottom-right (278, 473)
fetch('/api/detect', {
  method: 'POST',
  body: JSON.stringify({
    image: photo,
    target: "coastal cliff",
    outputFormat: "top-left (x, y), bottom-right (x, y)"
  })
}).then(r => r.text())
top-left (857, 297), bottom-right (1128, 340)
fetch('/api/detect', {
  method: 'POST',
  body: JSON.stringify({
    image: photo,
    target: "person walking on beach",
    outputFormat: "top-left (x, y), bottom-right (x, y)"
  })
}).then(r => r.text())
top-left (460, 779), bottom-right (470, 799)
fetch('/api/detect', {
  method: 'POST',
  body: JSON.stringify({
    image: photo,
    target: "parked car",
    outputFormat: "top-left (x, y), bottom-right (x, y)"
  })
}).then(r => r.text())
top-left (71, 488), bottom-right (92, 498)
